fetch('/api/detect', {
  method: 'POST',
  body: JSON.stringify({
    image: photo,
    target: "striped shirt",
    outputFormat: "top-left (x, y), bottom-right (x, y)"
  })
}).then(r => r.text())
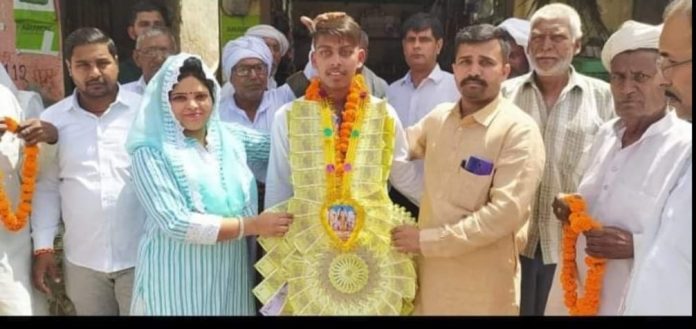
top-left (501, 67), bottom-right (614, 264)
top-left (129, 125), bottom-right (270, 315)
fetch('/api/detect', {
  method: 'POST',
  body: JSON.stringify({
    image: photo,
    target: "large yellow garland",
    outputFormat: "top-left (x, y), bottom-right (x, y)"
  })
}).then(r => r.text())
top-left (561, 194), bottom-right (606, 316)
top-left (0, 117), bottom-right (40, 232)
top-left (254, 74), bottom-right (417, 315)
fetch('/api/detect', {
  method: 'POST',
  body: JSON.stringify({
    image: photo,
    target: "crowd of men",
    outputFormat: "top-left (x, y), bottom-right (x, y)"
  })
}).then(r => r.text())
top-left (0, 0), bottom-right (691, 316)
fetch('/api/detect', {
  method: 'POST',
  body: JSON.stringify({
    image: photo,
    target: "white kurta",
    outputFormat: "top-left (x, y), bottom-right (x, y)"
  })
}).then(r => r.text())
top-left (622, 161), bottom-right (692, 315)
top-left (546, 111), bottom-right (692, 315)
top-left (0, 85), bottom-right (47, 315)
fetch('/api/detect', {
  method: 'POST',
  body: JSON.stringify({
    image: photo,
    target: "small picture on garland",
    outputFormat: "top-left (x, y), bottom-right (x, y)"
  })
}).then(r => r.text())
top-left (327, 205), bottom-right (356, 242)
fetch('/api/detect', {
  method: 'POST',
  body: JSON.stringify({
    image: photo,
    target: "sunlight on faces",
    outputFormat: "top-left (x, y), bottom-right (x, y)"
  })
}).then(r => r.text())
top-left (311, 35), bottom-right (365, 93)
top-left (402, 28), bottom-right (443, 71)
top-left (529, 18), bottom-right (580, 77)
top-left (67, 43), bottom-right (119, 99)
top-left (134, 34), bottom-right (176, 82)
top-left (609, 51), bottom-right (667, 121)
top-left (452, 39), bottom-right (510, 105)
top-left (659, 13), bottom-right (692, 113)
top-left (169, 76), bottom-right (213, 135)
top-left (128, 11), bottom-right (165, 40)
top-left (230, 58), bottom-right (268, 101)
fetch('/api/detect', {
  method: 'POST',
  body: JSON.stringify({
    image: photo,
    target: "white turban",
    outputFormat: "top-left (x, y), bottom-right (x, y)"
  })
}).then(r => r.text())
top-left (245, 24), bottom-right (290, 56)
top-left (221, 36), bottom-right (273, 82)
top-left (498, 18), bottom-right (531, 51)
top-left (601, 20), bottom-right (662, 71)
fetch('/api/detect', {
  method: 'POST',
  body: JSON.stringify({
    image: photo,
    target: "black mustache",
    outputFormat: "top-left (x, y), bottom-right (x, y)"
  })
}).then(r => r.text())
top-left (665, 90), bottom-right (680, 102)
top-left (460, 76), bottom-right (487, 88)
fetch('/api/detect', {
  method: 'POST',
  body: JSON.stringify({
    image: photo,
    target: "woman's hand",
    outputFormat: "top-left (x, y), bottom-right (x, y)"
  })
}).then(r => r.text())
top-left (247, 212), bottom-right (294, 238)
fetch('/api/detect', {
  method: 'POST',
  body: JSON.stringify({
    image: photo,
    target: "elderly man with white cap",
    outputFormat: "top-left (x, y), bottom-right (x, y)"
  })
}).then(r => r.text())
top-left (621, 0), bottom-right (693, 316)
top-left (219, 36), bottom-right (308, 212)
top-left (549, 20), bottom-right (692, 315)
top-left (498, 18), bottom-right (531, 78)
top-left (245, 24), bottom-right (290, 88)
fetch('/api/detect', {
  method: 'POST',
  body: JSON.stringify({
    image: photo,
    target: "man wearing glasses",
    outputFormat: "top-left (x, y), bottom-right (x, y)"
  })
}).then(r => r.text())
top-left (123, 26), bottom-right (178, 95)
top-left (219, 36), bottom-right (311, 226)
top-left (622, 0), bottom-right (692, 315)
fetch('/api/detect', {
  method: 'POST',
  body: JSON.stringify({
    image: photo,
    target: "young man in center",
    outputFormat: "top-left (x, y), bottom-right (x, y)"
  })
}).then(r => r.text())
top-left (257, 12), bottom-right (422, 315)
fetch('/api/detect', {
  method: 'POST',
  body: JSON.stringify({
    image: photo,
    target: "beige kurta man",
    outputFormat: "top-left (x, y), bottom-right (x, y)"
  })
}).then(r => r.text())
top-left (407, 95), bottom-right (546, 315)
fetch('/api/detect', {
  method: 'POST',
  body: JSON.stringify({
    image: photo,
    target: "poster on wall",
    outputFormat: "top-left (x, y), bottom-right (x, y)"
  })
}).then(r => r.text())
top-left (219, 0), bottom-right (261, 52)
top-left (0, 0), bottom-right (64, 106)
top-left (13, 0), bottom-right (60, 55)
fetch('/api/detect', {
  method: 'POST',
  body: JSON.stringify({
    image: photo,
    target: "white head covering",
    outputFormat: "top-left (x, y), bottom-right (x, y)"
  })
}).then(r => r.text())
top-left (498, 18), bottom-right (531, 51)
top-left (221, 36), bottom-right (273, 82)
top-left (601, 20), bottom-right (662, 71)
top-left (245, 24), bottom-right (290, 56)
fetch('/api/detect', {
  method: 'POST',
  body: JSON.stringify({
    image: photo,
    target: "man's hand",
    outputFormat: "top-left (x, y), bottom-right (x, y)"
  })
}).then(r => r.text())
top-left (391, 225), bottom-right (421, 254)
top-left (17, 119), bottom-right (58, 145)
top-left (584, 226), bottom-right (634, 259)
top-left (32, 253), bottom-right (61, 297)
top-left (552, 193), bottom-right (573, 224)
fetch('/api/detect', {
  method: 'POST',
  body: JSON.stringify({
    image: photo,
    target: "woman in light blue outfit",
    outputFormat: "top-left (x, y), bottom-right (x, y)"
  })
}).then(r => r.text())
top-left (126, 54), bottom-right (292, 315)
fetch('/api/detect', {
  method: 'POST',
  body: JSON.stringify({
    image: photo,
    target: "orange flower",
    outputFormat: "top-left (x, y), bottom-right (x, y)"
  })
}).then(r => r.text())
top-left (560, 194), bottom-right (605, 316)
top-left (305, 75), bottom-right (369, 195)
top-left (1, 117), bottom-right (40, 232)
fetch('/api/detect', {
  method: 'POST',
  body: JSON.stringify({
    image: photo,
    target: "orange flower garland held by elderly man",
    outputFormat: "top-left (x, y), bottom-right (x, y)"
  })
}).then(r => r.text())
top-left (0, 116), bottom-right (40, 232)
top-left (560, 194), bottom-right (606, 316)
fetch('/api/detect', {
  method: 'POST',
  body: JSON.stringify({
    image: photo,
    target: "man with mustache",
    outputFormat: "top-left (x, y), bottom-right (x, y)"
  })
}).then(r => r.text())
top-left (500, 3), bottom-right (615, 316)
top-left (391, 24), bottom-right (545, 315)
top-left (386, 12), bottom-right (460, 219)
top-left (31, 28), bottom-right (145, 315)
top-left (118, 0), bottom-right (169, 84)
top-left (550, 20), bottom-right (691, 315)
top-left (622, 0), bottom-right (692, 315)
top-left (219, 36), bottom-right (311, 213)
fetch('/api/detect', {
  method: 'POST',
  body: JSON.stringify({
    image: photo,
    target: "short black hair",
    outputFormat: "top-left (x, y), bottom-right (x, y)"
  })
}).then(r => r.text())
top-left (128, 0), bottom-right (170, 27)
top-left (174, 57), bottom-right (216, 103)
top-left (454, 24), bottom-right (510, 63)
top-left (401, 13), bottom-right (444, 40)
top-left (63, 27), bottom-right (118, 61)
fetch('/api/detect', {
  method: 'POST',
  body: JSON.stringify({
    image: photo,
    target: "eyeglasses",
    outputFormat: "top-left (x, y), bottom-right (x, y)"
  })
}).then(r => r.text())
top-left (138, 47), bottom-right (174, 58)
top-left (656, 56), bottom-right (692, 76)
top-left (233, 63), bottom-right (268, 77)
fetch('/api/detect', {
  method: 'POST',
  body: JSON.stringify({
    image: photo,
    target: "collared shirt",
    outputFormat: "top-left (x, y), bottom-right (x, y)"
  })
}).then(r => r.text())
top-left (122, 76), bottom-right (146, 95)
top-left (501, 67), bottom-right (615, 264)
top-left (406, 95), bottom-right (546, 315)
top-left (219, 84), bottom-right (296, 183)
top-left (31, 88), bottom-right (146, 273)
top-left (622, 161), bottom-right (692, 316)
top-left (387, 64), bottom-right (460, 128)
top-left (571, 111), bottom-right (692, 315)
top-left (264, 95), bottom-right (422, 209)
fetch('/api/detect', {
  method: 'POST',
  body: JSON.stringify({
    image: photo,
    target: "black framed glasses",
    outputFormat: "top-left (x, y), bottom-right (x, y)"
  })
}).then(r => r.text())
top-left (657, 56), bottom-right (692, 76)
top-left (233, 63), bottom-right (268, 77)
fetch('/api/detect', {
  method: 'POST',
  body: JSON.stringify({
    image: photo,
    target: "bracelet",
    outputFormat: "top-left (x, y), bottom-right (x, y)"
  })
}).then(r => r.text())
top-left (34, 248), bottom-right (55, 256)
top-left (237, 217), bottom-right (245, 240)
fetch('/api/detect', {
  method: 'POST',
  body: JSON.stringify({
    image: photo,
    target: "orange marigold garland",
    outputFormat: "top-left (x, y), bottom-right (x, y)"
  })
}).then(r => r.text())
top-left (560, 194), bottom-right (606, 316)
top-left (0, 116), bottom-right (40, 232)
top-left (305, 75), bottom-right (368, 181)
